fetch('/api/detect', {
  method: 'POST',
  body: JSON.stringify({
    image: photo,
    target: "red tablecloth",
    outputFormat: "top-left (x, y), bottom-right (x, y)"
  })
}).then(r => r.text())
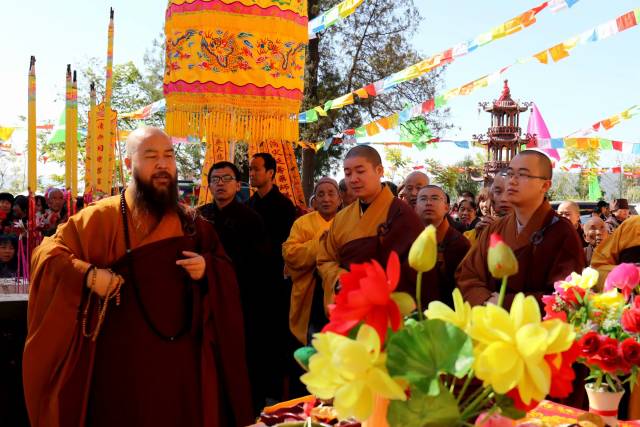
top-left (521, 400), bottom-right (640, 426)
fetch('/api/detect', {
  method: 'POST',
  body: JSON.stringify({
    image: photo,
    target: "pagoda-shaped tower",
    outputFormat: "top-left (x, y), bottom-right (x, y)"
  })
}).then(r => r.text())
top-left (473, 80), bottom-right (533, 184)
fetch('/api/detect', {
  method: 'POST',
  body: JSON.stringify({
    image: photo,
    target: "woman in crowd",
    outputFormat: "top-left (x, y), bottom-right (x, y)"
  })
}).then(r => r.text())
top-left (457, 199), bottom-right (480, 231)
top-left (0, 234), bottom-right (17, 278)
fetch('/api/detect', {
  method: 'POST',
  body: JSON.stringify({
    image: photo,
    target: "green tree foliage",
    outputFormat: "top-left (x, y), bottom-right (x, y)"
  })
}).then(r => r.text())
top-left (300, 0), bottom-right (451, 198)
top-left (562, 145), bottom-right (601, 200)
top-left (425, 155), bottom-right (483, 200)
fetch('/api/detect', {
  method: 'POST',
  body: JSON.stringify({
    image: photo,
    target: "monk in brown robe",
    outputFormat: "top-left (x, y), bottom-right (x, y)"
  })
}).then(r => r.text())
top-left (23, 127), bottom-right (252, 427)
top-left (456, 150), bottom-right (586, 309)
top-left (317, 145), bottom-right (423, 307)
top-left (414, 185), bottom-right (470, 307)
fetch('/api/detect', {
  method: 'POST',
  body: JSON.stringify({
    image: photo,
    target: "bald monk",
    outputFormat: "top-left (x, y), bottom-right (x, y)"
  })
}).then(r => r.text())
top-left (23, 127), bottom-right (252, 427)
top-left (558, 200), bottom-right (586, 246)
top-left (338, 178), bottom-right (356, 207)
top-left (283, 177), bottom-right (341, 345)
top-left (317, 146), bottom-right (423, 305)
top-left (415, 185), bottom-right (470, 307)
top-left (583, 216), bottom-right (609, 265)
top-left (456, 150), bottom-right (586, 309)
top-left (464, 173), bottom-right (513, 246)
top-left (402, 171), bottom-right (430, 208)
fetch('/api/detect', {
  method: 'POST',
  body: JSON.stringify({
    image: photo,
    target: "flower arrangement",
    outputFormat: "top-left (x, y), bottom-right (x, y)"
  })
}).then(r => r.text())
top-left (296, 228), bottom-right (579, 426)
top-left (542, 263), bottom-right (640, 393)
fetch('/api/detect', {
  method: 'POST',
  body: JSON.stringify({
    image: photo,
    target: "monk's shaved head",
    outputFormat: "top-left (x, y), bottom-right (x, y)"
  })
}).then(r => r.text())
top-left (516, 150), bottom-right (553, 180)
top-left (126, 127), bottom-right (172, 158)
top-left (344, 145), bottom-right (382, 167)
top-left (584, 216), bottom-right (605, 232)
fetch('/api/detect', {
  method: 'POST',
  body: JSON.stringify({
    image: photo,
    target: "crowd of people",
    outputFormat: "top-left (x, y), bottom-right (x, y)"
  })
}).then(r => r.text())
top-left (13, 126), bottom-right (640, 425)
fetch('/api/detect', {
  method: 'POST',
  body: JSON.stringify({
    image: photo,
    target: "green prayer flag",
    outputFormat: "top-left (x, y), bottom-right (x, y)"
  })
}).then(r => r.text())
top-left (599, 139), bottom-right (613, 150)
top-left (434, 95), bottom-right (446, 108)
top-left (305, 109), bottom-right (318, 122)
top-left (355, 126), bottom-right (367, 137)
top-left (588, 175), bottom-right (602, 201)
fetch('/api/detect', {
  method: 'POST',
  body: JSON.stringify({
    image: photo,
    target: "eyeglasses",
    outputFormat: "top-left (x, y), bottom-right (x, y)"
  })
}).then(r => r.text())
top-left (502, 171), bottom-right (550, 181)
top-left (210, 175), bottom-right (236, 184)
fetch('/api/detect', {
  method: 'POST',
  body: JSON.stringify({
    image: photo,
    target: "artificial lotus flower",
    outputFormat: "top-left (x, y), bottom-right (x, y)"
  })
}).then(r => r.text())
top-left (545, 342), bottom-right (580, 398)
top-left (622, 296), bottom-right (640, 333)
top-left (469, 293), bottom-right (575, 405)
top-left (424, 288), bottom-right (472, 333)
top-left (604, 263), bottom-right (640, 300)
top-left (592, 289), bottom-right (626, 312)
top-left (408, 225), bottom-right (437, 273)
top-left (324, 251), bottom-right (402, 342)
top-left (555, 267), bottom-right (599, 292)
top-left (390, 292), bottom-right (416, 316)
top-left (487, 233), bottom-right (518, 279)
top-left (301, 325), bottom-right (407, 421)
top-left (474, 412), bottom-right (515, 427)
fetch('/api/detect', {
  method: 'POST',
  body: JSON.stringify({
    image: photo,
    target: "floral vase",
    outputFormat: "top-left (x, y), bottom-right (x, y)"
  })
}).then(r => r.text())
top-left (361, 396), bottom-right (390, 427)
top-left (585, 383), bottom-right (625, 427)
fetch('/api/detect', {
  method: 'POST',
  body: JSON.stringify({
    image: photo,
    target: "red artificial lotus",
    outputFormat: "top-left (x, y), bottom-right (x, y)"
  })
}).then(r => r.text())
top-left (546, 342), bottom-right (580, 399)
top-left (323, 251), bottom-right (402, 343)
top-left (577, 332), bottom-right (601, 358)
top-left (622, 296), bottom-right (640, 334)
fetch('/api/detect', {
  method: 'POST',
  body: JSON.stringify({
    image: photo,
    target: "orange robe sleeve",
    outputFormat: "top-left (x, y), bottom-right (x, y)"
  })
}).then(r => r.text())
top-left (24, 199), bottom-right (120, 427)
top-left (317, 215), bottom-right (349, 308)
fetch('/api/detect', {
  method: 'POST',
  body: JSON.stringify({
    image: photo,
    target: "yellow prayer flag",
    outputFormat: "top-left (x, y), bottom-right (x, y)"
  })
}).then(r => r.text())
top-left (0, 127), bottom-right (16, 142)
top-left (330, 93), bottom-right (354, 109)
top-left (365, 122), bottom-right (380, 137)
top-left (388, 113), bottom-right (399, 129)
top-left (534, 50), bottom-right (549, 64)
top-left (564, 138), bottom-right (578, 148)
top-left (314, 106), bottom-right (328, 117)
top-left (549, 44), bottom-right (570, 62)
top-left (354, 87), bottom-right (369, 99)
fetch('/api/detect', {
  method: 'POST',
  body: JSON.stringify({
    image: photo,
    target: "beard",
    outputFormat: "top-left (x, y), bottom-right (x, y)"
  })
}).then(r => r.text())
top-left (133, 170), bottom-right (179, 220)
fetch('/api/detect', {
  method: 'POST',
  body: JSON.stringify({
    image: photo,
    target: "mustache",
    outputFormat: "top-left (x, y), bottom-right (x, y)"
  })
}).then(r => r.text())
top-left (152, 172), bottom-right (173, 179)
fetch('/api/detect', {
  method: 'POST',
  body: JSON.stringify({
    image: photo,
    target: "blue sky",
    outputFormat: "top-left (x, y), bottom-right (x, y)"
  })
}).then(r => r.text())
top-left (0, 0), bottom-right (638, 174)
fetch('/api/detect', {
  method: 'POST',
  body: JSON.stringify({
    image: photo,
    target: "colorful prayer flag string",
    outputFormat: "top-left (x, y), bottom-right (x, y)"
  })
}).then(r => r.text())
top-left (320, 7), bottom-right (640, 148)
top-left (299, 0), bottom-right (581, 123)
top-left (308, 0), bottom-right (363, 37)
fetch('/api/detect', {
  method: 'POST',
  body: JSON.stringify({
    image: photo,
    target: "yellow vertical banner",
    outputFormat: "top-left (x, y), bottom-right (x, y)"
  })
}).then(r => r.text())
top-left (70, 70), bottom-right (78, 198)
top-left (101, 7), bottom-right (115, 194)
top-left (64, 64), bottom-right (71, 191)
top-left (27, 56), bottom-right (36, 192)
top-left (85, 83), bottom-right (97, 194)
top-left (95, 102), bottom-right (117, 194)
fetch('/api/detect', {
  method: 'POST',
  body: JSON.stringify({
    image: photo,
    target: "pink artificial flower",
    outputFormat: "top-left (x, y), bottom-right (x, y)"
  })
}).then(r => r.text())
top-left (604, 263), bottom-right (640, 300)
top-left (475, 412), bottom-right (515, 427)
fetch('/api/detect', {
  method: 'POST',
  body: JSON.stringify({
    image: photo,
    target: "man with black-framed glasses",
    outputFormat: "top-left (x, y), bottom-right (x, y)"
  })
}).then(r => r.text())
top-left (457, 150), bottom-right (586, 309)
top-left (199, 160), bottom-right (277, 413)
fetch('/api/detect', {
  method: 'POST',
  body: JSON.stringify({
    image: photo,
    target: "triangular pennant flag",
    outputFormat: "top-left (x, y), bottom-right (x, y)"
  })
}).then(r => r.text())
top-left (49, 110), bottom-right (66, 144)
top-left (527, 103), bottom-right (551, 139)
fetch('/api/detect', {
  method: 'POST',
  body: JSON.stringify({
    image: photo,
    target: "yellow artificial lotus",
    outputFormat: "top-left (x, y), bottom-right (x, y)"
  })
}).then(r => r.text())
top-left (424, 288), bottom-right (472, 333)
top-left (556, 267), bottom-right (599, 291)
top-left (487, 233), bottom-right (518, 279)
top-left (408, 225), bottom-right (437, 273)
top-left (469, 293), bottom-right (575, 405)
top-left (301, 324), bottom-right (407, 421)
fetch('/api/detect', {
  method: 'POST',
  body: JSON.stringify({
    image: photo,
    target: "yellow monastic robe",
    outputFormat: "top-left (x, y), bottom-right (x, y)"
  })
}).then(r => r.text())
top-left (590, 215), bottom-right (640, 420)
top-left (317, 185), bottom-right (423, 307)
top-left (283, 210), bottom-right (333, 344)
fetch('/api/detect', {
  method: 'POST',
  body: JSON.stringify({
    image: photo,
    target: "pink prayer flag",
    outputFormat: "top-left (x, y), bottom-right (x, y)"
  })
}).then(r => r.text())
top-left (542, 148), bottom-right (561, 161)
top-left (527, 103), bottom-right (551, 139)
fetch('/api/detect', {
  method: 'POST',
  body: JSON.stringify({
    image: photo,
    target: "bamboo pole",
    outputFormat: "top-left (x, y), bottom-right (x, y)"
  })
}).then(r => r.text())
top-left (64, 64), bottom-right (71, 191)
top-left (27, 56), bottom-right (36, 193)
top-left (102, 7), bottom-right (114, 194)
top-left (87, 82), bottom-right (97, 194)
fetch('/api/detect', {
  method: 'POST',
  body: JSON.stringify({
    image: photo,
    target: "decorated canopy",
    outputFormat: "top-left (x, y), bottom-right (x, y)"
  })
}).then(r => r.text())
top-left (164, 0), bottom-right (308, 205)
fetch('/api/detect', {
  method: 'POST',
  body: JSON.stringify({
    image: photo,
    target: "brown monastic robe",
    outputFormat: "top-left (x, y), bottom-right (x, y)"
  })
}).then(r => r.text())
top-left (317, 185), bottom-right (423, 305)
top-left (23, 190), bottom-right (252, 427)
top-left (410, 218), bottom-right (470, 308)
top-left (456, 201), bottom-right (586, 309)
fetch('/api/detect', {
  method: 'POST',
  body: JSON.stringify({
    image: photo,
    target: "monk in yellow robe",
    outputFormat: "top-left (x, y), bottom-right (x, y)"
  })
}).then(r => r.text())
top-left (317, 145), bottom-right (423, 305)
top-left (457, 151), bottom-right (586, 309)
top-left (284, 177), bottom-right (341, 345)
top-left (23, 128), bottom-right (252, 427)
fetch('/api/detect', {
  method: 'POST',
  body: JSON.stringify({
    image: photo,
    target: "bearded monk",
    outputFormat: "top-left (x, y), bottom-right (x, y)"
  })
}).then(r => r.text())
top-left (23, 127), bottom-right (252, 427)
top-left (317, 145), bottom-right (423, 307)
top-left (456, 150), bottom-right (586, 309)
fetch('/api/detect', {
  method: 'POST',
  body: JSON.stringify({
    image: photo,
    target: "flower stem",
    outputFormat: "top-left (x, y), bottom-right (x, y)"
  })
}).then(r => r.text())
top-left (416, 272), bottom-right (424, 321)
top-left (456, 370), bottom-right (475, 404)
top-left (461, 388), bottom-right (493, 421)
top-left (497, 276), bottom-right (508, 308)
